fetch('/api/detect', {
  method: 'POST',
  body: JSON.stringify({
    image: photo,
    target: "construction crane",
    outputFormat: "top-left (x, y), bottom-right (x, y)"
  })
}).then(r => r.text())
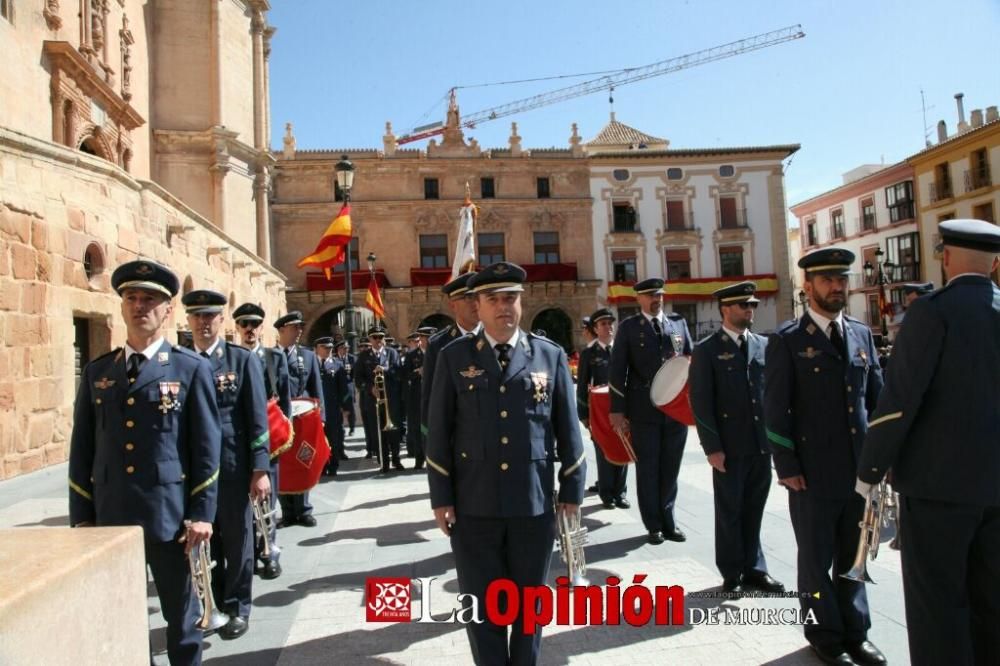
top-left (397, 24), bottom-right (805, 145)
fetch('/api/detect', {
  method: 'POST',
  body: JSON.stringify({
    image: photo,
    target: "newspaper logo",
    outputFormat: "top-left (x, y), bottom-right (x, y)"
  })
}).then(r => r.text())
top-left (366, 577), bottom-right (412, 622)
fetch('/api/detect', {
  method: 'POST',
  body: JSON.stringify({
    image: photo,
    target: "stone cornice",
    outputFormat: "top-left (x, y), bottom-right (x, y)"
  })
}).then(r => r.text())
top-left (154, 127), bottom-right (273, 167)
top-left (43, 41), bottom-right (144, 130)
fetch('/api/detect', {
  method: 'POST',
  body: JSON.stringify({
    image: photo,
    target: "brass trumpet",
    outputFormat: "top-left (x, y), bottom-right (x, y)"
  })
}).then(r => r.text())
top-left (553, 493), bottom-right (589, 587)
top-left (182, 521), bottom-right (229, 631)
top-left (841, 479), bottom-right (892, 584)
top-left (250, 493), bottom-right (280, 560)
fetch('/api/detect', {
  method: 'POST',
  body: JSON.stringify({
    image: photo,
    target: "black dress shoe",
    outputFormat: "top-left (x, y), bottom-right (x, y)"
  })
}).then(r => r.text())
top-left (614, 498), bottom-right (631, 509)
top-left (364, 452), bottom-right (373, 459)
top-left (846, 640), bottom-right (887, 665)
top-left (743, 571), bottom-right (785, 593)
top-left (337, 453), bottom-right (349, 461)
top-left (587, 484), bottom-right (599, 493)
top-left (811, 644), bottom-right (856, 665)
top-left (647, 531), bottom-right (665, 545)
top-left (219, 616), bottom-right (249, 640)
top-left (393, 461), bottom-right (405, 470)
top-left (413, 458), bottom-right (425, 469)
top-left (722, 577), bottom-right (743, 595)
top-left (298, 514), bottom-right (317, 528)
top-left (261, 560), bottom-right (282, 580)
top-left (379, 466), bottom-right (390, 474)
top-left (602, 500), bottom-right (617, 509)
top-left (663, 527), bottom-right (687, 542)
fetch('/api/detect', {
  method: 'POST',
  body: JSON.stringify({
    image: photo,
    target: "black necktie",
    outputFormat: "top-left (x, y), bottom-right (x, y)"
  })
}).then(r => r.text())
top-left (738, 334), bottom-right (748, 359)
top-left (652, 317), bottom-right (663, 341)
top-left (200, 351), bottom-right (210, 359)
top-left (127, 354), bottom-right (144, 383)
top-left (829, 322), bottom-right (846, 358)
top-left (495, 344), bottom-right (512, 372)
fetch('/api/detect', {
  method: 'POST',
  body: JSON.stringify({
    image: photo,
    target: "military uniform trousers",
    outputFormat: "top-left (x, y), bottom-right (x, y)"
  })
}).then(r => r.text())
top-left (324, 418), bottom-right (344, 473)
top-left (631, 418), bottom-right (687, 534)
top-left (899, 497), bottom-right (1000, 666)
top-left (592, 438), bottom-right (627, 504)
top-left (211, 486), bottom-right (254, 618)
top-left (788, 491), bottom-right (870, 649)
top-left (146, 538), bottom-right (203, 665)
top-left (361, 392), bottom-right (401, 467)
top-left (254, 460), bottom-right (281, 565)
top-left (712, 452), bottom-right (770, 581)
top-left (278, 480), bottom-right (313, 520)
top-left (405, 390), bottom-right (424, 464)
top-left (451, 514), bottom-right (555, 666)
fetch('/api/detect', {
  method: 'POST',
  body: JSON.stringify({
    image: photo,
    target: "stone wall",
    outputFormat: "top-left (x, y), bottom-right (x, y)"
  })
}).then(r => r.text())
top-left (0, 128), bottom-right (287, 480)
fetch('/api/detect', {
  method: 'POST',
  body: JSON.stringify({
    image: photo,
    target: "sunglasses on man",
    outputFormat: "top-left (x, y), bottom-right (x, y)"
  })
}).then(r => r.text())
top-left (733, 302), bottom-right (759, 310)
top-left (237, 320), bottom-right (261, 328)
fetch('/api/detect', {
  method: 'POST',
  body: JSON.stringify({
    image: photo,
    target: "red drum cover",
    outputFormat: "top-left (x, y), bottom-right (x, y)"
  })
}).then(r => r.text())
top-left (278, 398), bottom-right (331, 494)
top-left (588, 385), bottom-right (637, 465)
top-left (267, 398), bottom-right (293, 460)
top-left (650, 356), bottom-right (695, 426)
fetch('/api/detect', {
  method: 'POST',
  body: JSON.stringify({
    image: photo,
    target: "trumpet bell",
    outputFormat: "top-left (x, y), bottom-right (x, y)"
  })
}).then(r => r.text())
top-left (840, 564), bottom-right (874, 584)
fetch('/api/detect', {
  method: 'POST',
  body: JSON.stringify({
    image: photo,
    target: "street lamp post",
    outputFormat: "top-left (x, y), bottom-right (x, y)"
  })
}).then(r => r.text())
top-left (863, 246), bottom-right (895, 341)
top-left (335, 155), bottom-right (356, 354)
top-left (367, 252), bottom-right (377, 326)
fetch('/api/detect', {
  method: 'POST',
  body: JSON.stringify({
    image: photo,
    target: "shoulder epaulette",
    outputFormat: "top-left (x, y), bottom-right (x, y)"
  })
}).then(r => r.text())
top-left (528, 331), bottom-right (560, 348)
top-left (775, 319), bottom-right (798, 334)
top-left (92, 347), bottom-right (122, 363)
top-left (228, 344), bottom-right (251, 359)
top-left (666, 312), bottom-right (685, 320)
top-left (173, 345), bottom-right (200, 358)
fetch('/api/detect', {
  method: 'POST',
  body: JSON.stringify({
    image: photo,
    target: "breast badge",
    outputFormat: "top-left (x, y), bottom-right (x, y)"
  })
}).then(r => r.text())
top-left (93, 378), bottom-right (116, 390)
top-left (530, 371), bottom-right (550, 404)
top-left (717, 352), bottom-right (735, 361)
top-left (158, 382), bottom-right (182, 414)
top-left (459, 365), bottom-right (485, 379)
top-left (215, 372), bottom-right (238, 393)
top-left (797, 347), bottom-right (820, 359)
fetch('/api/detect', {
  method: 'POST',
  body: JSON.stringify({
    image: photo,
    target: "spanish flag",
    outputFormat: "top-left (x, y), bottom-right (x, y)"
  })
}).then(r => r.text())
top-left (297, 204), bottom-right (352, 279)
top-left (365, 279), bottom-right (386, 319)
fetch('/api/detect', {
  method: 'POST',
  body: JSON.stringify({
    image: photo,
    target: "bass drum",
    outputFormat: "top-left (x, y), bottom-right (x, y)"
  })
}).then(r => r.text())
top-left (278, 398), bottom-right (331, 494)
top-left (588, 385), bottom-right (637, 465)
top-left (649, 356), bottom-right (695, 426)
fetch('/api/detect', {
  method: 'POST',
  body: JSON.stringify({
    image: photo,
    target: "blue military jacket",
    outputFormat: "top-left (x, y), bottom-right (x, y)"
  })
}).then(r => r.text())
top-left (69, 340), bottom-right (222, 543)
top-left (426, 330), bottom-right (586, 517)
top-left (320, 356), bottom-right (349, 419)
top-left (575, 341), bottom-right (611, 421)
top-left (608, 312), bottom-right (693, 424)
top-left (357, 345), bottom-right (403, 422)
top-left (281, 345), bottom-right (325, 421)
top-left (401, 347), bottom-right (424, 414)
top-left (859, 275), bottom-right (1000, 505)
top-left (689, 329), bottom-right (768, 457)
top-left (204, 341), bottom-right (270, 484)
top-left (421, 325), bottom-right (472, 437)
top-left (764, 313), bottom-right (883, 499)
top-left (255, 345), bottom-right (292, 419)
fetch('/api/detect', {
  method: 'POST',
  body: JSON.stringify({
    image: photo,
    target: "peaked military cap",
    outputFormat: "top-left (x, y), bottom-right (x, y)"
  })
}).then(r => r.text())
top-left (442, 272), bottom-right (476, 298)
top-left (589, 307), bottom-right (616, 323)
top-left (181, 289), bottom-right (226, 314)
top-left (385, 337), bottom-right (396, 345)
top-left (406, 332), bottom-right (420, 341)
top-left (633, 277), bottom-right (665, 294)
top-left (273, 311), bottom-right (305, 329)
top-left (798, 247), bottom-right (855, 275)
top-left (938, 219), bottom-right (1000, 252)
top-left (232, 302), bottom-right (265, 323)
top-left (467, 261), bottom-right (527, 294)
top-left (333, 339), bottom-right (347, 350)
top-left (111, 260), bottom-right (179, 298)
top-left (367, 325), bottom-right (386, 337)
top-left (358, 341), bottom-right (372, 350)
top-left (901, 282), bottom-right (935, 296)
top-left (416, 326), bottom-right (437, 337)
top-left (714, 280), bottom-right (760, 304)
top-left (314, 336), bottom-right (334, 347)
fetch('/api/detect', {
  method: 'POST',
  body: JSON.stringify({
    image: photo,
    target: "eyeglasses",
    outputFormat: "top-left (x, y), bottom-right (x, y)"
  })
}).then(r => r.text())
top-left (237, 320), bottom-right (261, 328)
top-left (734, 302), bottom-right (759, 310)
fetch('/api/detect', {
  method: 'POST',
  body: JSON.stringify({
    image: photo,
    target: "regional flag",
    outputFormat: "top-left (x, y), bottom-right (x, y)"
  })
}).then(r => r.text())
top-left (450, 187), bottom-right (477, 279)
top-left (365, 279), bottom-right (386, 319)
top-left (297, 204), bottom-right (352, 279)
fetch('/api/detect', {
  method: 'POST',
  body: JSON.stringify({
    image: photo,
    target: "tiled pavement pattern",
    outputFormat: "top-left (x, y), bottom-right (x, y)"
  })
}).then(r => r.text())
top-left (0, 426), bottom-right (910, 665)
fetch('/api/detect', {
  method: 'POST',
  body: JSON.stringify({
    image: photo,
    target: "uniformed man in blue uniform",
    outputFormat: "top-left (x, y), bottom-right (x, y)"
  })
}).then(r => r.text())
top-left (331, 340), bottom-right (354, 459)
top-left (182, 290), bottom-right (270, 640)
top-left (426, 261), bottom-right (585, 666)
top-left (857, 220), bottom-right (1000, 666)
top-left (401, 327), bottom-right (435, 469)
top-left (69, 260), bottom-right (221, 666)
top-left (234, 302), bottom-right (290, 580)
top-left (576, 308), bottom-right (629, 509)
top-left (315, 337), bottom-right (347, 476)
top-left (901, 281), bottom-right (934, 310)
top-left (608, 277), bottom-right (692, 545)
top-left (764, 248), bottom-right (886, 666)
top-left (420, 272), bottom-right (481, 451)
top-left (689, 281), bottom-right (783, 596)
top-left (357, 326), bottom-right (404, 472)
top-left (274, 311), bottom-right (325, 527)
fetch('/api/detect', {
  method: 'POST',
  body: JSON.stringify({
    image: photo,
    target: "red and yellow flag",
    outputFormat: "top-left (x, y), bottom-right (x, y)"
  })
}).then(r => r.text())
top-left (297, 204), bottom-right (352, 279)
top-left (365, 279), bottom-right (386, 319)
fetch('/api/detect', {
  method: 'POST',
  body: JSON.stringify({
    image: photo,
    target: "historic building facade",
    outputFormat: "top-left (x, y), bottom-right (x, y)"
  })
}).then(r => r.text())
top-left (271, 103), bottom-right (600, 352)
top-left (0, 1), bottom-right (285, 479)
top-left (585, 114), bottom-right (798, 337)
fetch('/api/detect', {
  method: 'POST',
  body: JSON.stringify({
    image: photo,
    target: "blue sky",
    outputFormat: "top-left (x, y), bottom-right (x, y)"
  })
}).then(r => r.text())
top-left (267, 0), bottom-right (1000, 217)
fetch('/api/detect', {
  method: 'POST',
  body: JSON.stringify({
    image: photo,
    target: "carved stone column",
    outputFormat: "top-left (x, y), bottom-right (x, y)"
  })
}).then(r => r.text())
top-left (263, 26), bottom-right (276, 148)
top-left (50, 77), bottom-right (66, 145)
top-left (254, 168), bottom-right (271, 262)
top-left (119, 15), bottom-right (134, 102)
top-left (79, 0), bottom-right (95, 60)
top-left (250, 7), bottom-right (266, 150)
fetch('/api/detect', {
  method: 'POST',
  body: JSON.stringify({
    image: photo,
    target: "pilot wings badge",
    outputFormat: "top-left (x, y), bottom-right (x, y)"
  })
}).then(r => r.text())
top-left (459, 365), bottom-right (485, 379)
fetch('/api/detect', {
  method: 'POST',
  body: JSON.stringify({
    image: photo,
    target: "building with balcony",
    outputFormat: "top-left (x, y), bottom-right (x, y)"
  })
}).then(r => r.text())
top-left (271, 105), bottom-right (600, 352)
top-left (790, 161), bottom-right (919, 340)
top-left (909, 93), bottom-right (999, 286)
top-left (586, 114), bottom-right (799, 337)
